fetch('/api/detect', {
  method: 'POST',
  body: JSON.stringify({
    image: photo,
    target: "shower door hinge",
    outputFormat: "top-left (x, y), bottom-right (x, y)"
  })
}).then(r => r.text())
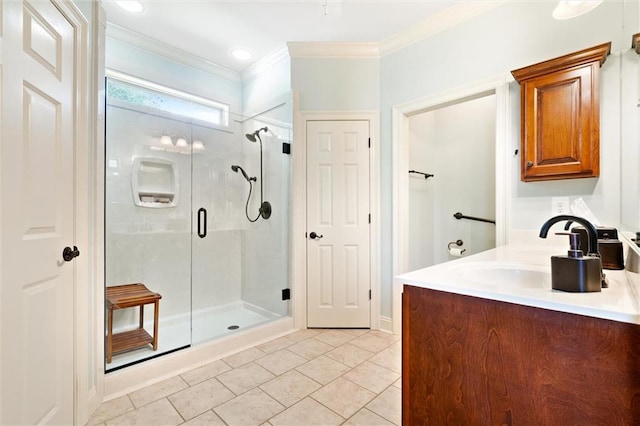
top-left (282, 142), bottom-right (291, 155)
top-left (282, 288), bottom-right (291, 301)
top-left (369, 289), bottom-right (372, 300)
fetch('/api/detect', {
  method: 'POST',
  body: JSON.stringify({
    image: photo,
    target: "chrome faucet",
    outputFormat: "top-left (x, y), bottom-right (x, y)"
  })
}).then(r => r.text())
top-left (539, 214), bottom-right (607, 287)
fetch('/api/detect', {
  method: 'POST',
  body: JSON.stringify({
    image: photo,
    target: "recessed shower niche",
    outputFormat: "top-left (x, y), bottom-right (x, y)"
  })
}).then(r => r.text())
top-left (132, 157), bottom-right (178, 208)
top-left (105, 75), bottom-right (292, 371)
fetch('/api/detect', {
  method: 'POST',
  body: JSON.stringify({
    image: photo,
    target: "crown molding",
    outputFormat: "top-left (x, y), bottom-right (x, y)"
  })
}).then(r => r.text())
top-left (287, 42), bottom-right (380, 59)
top-left (241, 45), bottom-right (290, 83)
top-left (106, 23), bottom-right (241, 83)
top-left (379, 1), bottom-right (506, 56)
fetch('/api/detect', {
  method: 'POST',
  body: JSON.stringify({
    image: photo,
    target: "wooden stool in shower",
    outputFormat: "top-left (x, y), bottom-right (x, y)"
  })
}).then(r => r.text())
top-left (106, 283), bottom-right (162, 363)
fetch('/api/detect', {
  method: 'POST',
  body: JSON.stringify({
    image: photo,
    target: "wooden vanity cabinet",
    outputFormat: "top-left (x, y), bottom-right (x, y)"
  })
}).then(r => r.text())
top-left (511, 43), bottom-right (611, 182)
top-left (402, 285), bottom-right (640, 425)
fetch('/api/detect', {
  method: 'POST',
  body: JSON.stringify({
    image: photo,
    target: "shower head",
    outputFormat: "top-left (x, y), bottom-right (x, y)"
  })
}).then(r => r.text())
top-left (245, 127), bottom-right (268, 143)
top-left (231, 164), bottom-right (255, 183)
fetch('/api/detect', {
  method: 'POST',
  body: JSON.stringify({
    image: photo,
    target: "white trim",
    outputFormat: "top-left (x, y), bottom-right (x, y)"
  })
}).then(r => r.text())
top-left (378, 316), bottom-right (393, 334)
top-left (391, 74), bottom-right (511, 335)
top-left (380, 1), bottom-right (506, 56)
top-left (105, 23), bottom-right (241, 83)
top-left (241, 46), bottom-right (290, 83)
top-left (49, 0), bottom-right (92, 424)
top-left (104, 317), bottom-right (294, 399)
top-left (286, 4), bottom-right (504, 60)
top-left (293, 110), bottom-right (381, 330)
top-left (88, 3), bottom-right (108, 421)
top-left (287, 42), bottom-right (380, 59)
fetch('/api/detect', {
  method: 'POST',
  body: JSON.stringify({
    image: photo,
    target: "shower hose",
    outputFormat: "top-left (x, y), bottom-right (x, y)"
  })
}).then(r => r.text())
top-left (244, 180), bottom-right (260, 223)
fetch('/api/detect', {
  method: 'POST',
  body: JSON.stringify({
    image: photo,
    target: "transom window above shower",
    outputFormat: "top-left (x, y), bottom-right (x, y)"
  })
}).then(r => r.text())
top-left (106, 70), bottom-right (230, 127)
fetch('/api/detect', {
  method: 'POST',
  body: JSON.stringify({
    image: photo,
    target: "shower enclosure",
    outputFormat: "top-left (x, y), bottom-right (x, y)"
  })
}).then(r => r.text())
top-left (104, 75), bottom-right (292, 371)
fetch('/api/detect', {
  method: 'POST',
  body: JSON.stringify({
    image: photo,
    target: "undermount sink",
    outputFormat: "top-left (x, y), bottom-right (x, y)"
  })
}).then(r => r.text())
top-left (449, 261), bottom-right (551, 289)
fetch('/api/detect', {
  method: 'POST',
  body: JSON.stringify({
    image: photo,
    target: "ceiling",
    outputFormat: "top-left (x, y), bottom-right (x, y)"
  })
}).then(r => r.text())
top-left (102, 0), bottom-right (463, 73)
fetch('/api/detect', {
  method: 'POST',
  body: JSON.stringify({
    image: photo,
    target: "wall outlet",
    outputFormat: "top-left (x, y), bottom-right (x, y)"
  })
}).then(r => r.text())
top-left (551, 197), bottom-right (570, 215)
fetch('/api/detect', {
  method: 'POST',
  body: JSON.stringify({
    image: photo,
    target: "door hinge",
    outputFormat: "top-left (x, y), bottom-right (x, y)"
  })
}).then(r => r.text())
top-left (368, 213), bottom-right (371, 224)
top-left (369, 289), bottom-right (372, 300)
top-left (368, 137), bottom-right (371, 148)
top-left (282, 288), bottom-right (291, 300)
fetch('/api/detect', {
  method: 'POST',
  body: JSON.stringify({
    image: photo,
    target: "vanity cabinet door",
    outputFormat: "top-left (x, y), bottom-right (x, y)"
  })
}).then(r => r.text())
top-left (512, 43), bottom-right (611, 182)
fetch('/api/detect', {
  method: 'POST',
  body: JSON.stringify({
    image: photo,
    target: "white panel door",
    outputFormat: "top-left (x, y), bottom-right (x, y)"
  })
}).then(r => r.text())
top-left (1, 1), bottom-right (77, 424)
top-left (307, 120), bottom-right (370, 328)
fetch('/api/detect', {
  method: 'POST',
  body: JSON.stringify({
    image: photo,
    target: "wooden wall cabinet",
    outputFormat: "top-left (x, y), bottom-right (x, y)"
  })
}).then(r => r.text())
top-left (512, 43), bottom-right (611, 182)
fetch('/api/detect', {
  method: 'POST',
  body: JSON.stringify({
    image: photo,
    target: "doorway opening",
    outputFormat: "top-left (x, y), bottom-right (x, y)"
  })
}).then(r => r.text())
top-left (392, 76), bottom-right (511, 333)
top-left (407, 94), bottom-right (497, 271)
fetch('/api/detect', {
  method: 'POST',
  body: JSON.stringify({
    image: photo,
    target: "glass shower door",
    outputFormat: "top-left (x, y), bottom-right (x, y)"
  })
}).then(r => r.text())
top-left (190, 107), bottom-right (292, 344)
top-left (105, 78), bottom-right (193, 370)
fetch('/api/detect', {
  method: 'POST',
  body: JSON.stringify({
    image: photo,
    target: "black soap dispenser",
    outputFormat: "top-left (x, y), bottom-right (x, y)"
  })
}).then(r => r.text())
top-left (551, 232), bottom-right (602, 292)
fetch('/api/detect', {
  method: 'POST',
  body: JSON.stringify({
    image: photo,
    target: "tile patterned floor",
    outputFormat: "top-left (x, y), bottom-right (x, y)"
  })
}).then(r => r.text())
top-left (89, 329), bottom-right (401, 426)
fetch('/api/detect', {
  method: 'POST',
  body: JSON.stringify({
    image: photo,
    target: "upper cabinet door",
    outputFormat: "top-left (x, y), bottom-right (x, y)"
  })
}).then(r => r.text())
top-left (512, 43), bottom-right (611, 182)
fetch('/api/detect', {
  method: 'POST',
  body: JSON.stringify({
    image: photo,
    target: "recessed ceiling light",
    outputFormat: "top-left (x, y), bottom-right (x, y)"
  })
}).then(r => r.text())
top-left (552, 0), bottom-right (603, 20)
top-left (115, 0), bottom-right (145, 13)
top-left (231, 48), bottom-right (252, 61)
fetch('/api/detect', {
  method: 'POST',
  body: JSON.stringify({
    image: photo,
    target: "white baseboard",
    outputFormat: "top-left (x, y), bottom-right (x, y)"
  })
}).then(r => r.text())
top-left (378, 316), bottom-right (394, 334)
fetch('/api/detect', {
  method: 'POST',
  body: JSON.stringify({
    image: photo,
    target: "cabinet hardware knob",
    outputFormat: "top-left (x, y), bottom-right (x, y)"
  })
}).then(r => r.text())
top-left (527, 161), bottom-right (534, 168)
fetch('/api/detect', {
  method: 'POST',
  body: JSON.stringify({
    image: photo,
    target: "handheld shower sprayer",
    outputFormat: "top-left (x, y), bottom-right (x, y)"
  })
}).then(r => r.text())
top-left (231, 165), bottom-right (256, 183)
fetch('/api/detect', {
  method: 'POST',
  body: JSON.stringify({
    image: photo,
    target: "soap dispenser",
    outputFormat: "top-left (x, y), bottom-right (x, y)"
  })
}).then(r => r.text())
top-left (551, 232), bottom-right (602, 292)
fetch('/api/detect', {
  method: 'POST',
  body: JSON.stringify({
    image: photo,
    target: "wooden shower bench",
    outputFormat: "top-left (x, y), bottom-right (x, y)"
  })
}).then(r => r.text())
top-left (106, 283), bottom-right (162, 363)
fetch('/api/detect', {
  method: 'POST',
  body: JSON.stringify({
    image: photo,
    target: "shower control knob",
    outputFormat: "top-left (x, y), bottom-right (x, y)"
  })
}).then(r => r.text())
top-left (309, 232), bottom-right (323, 240)
top-left (62, 246), bottom-right (80, 262)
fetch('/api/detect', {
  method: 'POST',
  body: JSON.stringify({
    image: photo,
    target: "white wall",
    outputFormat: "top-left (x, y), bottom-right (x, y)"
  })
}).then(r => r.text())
top-left (408, 95), bottom-right (496, 271)
top-left (377, 1), bottom-right (628, 317)
top-left (291, 57), bottom-right (380, 110)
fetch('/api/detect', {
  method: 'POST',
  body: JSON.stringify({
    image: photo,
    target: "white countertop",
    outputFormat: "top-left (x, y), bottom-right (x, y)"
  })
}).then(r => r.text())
top-left (395, 244), bottom-right (640, 324)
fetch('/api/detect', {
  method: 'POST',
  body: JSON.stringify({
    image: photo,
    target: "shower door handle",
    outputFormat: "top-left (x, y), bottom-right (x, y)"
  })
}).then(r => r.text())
top-left (197, 208), bottom-right (207, 238)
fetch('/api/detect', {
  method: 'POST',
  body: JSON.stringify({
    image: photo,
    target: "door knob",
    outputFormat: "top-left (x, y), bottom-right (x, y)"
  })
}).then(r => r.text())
top-left (309, 232), bottom-right (323, 240)
top-left (62, 246), bottom-right (80, 262)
